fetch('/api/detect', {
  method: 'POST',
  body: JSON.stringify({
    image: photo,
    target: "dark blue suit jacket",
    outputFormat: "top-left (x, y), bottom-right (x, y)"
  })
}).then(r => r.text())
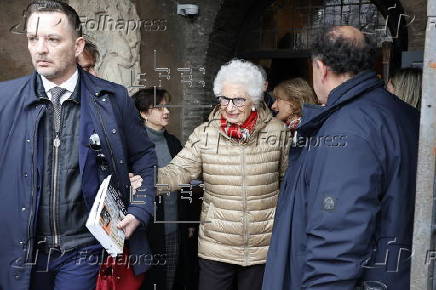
top-left (0, 68), bottom-right (157, 290)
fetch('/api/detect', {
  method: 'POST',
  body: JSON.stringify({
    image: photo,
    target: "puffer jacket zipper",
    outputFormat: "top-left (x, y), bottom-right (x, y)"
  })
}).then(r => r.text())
top-left (241, 146), bottom-right (248, 265)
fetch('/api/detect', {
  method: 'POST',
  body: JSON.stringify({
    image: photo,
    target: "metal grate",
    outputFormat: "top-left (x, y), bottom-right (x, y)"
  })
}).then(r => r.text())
top-left (248, 0), bottom-right (392, 52)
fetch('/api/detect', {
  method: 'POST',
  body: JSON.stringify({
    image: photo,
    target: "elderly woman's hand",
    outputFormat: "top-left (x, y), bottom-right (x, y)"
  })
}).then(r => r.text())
top-left (129, 172), bottom-right (143, 193)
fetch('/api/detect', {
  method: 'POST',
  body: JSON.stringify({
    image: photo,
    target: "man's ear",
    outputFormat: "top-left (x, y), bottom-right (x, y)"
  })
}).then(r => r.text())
top-left (316, 59), bottom-right (328, 82)
top-left (74, 37), bottom-right (85, 58)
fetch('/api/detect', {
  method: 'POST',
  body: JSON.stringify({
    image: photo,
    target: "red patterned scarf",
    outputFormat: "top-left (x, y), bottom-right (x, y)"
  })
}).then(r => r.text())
top-left (285, 117), bottom-right (301, 130)
top-left (220, 111), bottom-right (258, 141)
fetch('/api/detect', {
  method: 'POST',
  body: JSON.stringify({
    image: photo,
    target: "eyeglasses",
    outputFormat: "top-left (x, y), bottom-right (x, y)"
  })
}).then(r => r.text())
top-left (217, 96), bottom-right (247, 107)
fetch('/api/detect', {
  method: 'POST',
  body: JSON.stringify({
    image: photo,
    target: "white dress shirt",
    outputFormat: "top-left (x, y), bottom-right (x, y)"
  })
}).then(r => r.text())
top-left (40, 70), bottom-right (78, 105)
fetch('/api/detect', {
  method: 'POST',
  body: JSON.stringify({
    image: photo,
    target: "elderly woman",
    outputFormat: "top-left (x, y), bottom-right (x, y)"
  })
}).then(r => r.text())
top-left (158, 59), bottom-right (289, 290)
top-left (271, 77), bottom-right (318, 133)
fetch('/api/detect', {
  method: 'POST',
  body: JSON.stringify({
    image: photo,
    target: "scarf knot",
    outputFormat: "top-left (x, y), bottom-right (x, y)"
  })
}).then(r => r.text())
top-left (220, 111), bottom-right (258, 142)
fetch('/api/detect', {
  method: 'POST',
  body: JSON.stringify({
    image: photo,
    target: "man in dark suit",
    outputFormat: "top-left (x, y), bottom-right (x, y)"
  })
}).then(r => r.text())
top-left (263, 26), bottom-right (419, 290)
top-left (0, 1), bottom-right (157, 289)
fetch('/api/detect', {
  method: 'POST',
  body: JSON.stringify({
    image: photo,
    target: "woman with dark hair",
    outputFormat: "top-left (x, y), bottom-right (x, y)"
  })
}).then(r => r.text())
top-left (132, 88), bottom-right (188, 290)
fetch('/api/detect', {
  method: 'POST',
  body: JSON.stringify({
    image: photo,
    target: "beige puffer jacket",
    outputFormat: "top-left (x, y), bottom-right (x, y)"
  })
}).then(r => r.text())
top-left (158, 103), bottom-right (290, 266)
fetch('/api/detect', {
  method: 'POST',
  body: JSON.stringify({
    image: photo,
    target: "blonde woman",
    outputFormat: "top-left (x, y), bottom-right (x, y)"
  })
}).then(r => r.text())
top-left (387, 68), bottom-right (422, 109)
top-left (271, 77), bottom-right (318, 132)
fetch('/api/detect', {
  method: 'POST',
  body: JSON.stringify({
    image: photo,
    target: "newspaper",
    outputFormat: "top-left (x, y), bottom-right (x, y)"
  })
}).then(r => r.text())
top-left (86, 175), bottom-right (127, 257)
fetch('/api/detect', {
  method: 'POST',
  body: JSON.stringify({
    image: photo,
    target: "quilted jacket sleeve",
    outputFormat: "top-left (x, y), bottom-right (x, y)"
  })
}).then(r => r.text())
top-left (158, 125), bottom-right (203, 194)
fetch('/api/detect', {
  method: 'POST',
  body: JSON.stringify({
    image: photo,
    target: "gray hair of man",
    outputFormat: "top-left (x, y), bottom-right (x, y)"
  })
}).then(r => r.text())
top-left (213, 59), bottom-right (264, 105)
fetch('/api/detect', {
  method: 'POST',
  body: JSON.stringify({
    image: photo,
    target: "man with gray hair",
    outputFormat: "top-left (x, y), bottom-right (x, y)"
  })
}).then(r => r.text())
top-left (263, 26), bottom-right (419, 290)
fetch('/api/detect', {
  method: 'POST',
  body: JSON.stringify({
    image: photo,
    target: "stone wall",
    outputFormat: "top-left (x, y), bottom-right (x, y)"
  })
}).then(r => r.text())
top-left (135, 0), bottom-right (225, 142)
top-left (0, 0), bottom-right (34, 81)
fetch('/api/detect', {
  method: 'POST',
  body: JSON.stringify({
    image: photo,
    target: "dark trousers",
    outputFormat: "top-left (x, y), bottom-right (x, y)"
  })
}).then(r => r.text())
top-left (198, 258), bottom-right (265, 290)
top-left (30, 244), bottom-right (102, 290)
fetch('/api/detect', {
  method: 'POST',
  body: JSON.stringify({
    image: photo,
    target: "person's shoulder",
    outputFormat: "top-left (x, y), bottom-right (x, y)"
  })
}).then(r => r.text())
top-left (0, 74), bottom-right (33, 105)
top-left (268, 117), bottom-right (285, 128)
top-left (323, 87), bottom-right (418, 141)
top-left (81, 70), bottom-right (127, 96)
top-left (96, 77), bottom-right (124, 92)
top-left (265, 117), bottom-right (286, 131)
top-left (347, 86), bottom-right (418, 121)
top-left (0, 74), bottom-right (32, 90)
top-left (93, 76), bottom-right (126, 93)
top-left (324, 97), bottom-right (379, 134)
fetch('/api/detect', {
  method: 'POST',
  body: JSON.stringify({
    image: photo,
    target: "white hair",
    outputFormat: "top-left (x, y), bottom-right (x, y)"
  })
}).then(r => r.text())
top-left (213, 59), bottom-right (264, 104)
top-left (257, 65), bottom-right (267, 83)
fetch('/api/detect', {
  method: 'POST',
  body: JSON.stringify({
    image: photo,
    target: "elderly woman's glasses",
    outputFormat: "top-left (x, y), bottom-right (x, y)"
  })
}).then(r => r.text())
top-left (217, 96), bottom-right (247, 107)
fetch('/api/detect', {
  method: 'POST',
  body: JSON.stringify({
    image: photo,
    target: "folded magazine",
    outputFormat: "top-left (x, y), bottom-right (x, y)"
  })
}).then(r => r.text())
top-left (86, 175), bottom-right (127, 257)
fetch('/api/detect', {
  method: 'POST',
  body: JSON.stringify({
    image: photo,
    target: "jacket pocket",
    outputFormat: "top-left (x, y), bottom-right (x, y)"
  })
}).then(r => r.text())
top-left (203, 202), bottom-right (216, 235)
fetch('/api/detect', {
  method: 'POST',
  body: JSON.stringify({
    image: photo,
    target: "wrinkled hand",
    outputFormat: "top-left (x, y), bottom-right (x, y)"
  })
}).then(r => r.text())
top-left (129, 173), bottom-right (143, 193)
top-left (117, 214), bottom-right (141, 239)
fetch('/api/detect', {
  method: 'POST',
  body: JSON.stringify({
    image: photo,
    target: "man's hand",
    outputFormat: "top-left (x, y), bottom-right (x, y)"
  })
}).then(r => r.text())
top-left (117, 214), bottom-right (141, 238)
top-left (129, 173), bottom-right (143, 192)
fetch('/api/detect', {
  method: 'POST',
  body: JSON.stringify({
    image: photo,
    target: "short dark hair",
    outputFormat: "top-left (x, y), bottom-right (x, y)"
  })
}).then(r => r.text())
top-left (311, 26), bottom-right (376, 75)
top-left (24, 0), bottom-right (82, 37)
top-left (83, 39), bottom-right (99, 63)
top-left (132, 88), bottom-right (172, 114)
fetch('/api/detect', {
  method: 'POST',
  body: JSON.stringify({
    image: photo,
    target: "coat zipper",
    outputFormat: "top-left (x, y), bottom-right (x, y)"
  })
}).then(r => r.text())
top-left (25, 106), bottom-right (44, 262)
top-left (52, 98), bottom-right (68, 247)
top-left (52, 132), bottom-right (60, 246)
top-left (52, 99), bottom-right (76, 246)
top-left (241, 147), bottom-right (248, 264)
